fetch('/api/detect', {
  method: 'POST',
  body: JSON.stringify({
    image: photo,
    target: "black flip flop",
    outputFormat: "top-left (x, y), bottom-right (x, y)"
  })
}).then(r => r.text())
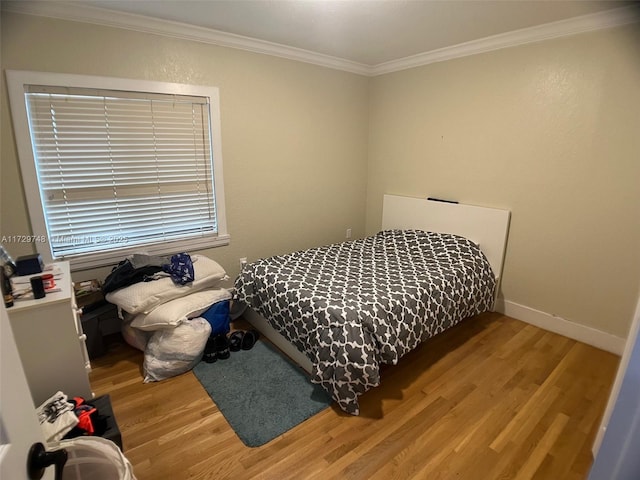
top-left (203, 338), bottom-right (217, 363)
top-left (228, 331), bottom-right (244, 352)
top-left (241, 330), bottom-right (260, 350)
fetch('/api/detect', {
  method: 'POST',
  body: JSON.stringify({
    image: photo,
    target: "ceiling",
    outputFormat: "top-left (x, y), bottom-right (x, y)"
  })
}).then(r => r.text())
top-left (5, 1), bottom-right (638, 74)
top-left (70, 0), bottom-right (633, 65)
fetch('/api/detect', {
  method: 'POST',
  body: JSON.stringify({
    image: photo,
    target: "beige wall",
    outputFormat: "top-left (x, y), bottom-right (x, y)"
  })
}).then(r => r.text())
top-left (367, 25), bottom-right (640, 337)
top-left (0, 12), bottom-right (370, 283)
top-left (2, 13), bottom-right (639, 338)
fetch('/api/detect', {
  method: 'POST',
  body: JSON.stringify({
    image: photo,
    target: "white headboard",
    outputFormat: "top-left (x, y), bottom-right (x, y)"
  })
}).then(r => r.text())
top-left (381, 194), bottom-right (511, 282)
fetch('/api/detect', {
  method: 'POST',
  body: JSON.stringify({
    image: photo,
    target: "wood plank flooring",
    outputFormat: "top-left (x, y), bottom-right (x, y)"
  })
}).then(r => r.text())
top-left (89, 313), bottom-right (619, 480)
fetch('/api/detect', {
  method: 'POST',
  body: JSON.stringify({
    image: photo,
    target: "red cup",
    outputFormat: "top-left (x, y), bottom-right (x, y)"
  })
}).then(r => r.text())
top-left (41, 273), bottom-right (55, 290)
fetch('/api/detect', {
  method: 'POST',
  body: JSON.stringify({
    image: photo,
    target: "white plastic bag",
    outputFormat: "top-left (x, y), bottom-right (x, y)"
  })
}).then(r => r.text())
top-left (143, 317), bottom-right (211, 382)
top-left (51, 436), bottom-right (136, 480)
top-left (121, 318), bottom-right (150, 352)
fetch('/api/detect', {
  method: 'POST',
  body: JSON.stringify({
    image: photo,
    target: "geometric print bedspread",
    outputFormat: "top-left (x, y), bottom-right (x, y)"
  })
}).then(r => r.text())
top-left (234, 229), bottom-right (496, 415)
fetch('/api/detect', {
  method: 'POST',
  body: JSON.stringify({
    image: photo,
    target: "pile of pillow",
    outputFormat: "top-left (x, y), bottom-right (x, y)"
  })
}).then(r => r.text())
top-left (105, 254), bottom-right (231, 382)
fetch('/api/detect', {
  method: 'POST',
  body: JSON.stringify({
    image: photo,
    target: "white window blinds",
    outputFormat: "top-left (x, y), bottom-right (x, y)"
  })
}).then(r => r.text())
top-left (25, 86), bottom-right (218, 258)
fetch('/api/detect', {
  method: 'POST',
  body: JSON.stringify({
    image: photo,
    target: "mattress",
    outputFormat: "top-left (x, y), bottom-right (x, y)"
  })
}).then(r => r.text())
top-left (234, 229), bottom-right (496, 414)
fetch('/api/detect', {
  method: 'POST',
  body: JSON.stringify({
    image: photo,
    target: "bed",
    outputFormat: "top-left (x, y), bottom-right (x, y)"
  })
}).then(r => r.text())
top-left (234, 194), bottom-right (510, 415)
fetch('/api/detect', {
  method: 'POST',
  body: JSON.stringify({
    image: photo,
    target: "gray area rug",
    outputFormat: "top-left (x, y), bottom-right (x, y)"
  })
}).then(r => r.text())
top-left (192, 339), bottom-right (332, 447)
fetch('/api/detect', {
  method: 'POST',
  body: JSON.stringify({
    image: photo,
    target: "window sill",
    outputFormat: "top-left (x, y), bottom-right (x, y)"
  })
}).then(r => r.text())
top-left (59, 234), bottom-right (231, 272)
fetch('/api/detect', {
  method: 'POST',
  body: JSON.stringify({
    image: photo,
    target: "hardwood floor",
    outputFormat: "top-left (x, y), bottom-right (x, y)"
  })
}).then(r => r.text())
top-left (89, 313), bottom-right (619, 480)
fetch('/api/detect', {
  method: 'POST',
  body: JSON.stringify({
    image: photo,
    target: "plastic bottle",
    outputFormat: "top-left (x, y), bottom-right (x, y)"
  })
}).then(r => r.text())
top-left (0, 245), bottom-right (17, 277)
top-left (1, 268), bottom-right (14, 307)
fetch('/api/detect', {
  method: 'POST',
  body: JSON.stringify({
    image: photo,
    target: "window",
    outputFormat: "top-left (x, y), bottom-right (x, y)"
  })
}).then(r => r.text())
top-left (7, 71), bottom-right (228, 270)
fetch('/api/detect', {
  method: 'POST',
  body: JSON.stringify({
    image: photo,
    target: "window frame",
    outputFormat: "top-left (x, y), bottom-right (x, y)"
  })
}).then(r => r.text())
top-left (6, 70), bottom-right (229, 270)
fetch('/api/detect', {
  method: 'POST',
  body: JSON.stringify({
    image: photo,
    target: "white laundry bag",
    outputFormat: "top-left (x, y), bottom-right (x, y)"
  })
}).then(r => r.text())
top-left (51, 436), bottom-right (136, 480)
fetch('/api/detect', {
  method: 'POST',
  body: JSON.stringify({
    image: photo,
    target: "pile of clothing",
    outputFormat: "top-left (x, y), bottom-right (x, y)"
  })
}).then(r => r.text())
top-left (104, 253), bottom-right (231, 382)
top-left (37, 391), bottom-right (109, 443)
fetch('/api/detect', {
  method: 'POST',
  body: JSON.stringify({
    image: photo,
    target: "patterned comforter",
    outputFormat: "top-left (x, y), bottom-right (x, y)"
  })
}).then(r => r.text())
top-left (234, 230), bottom-right (496, 415)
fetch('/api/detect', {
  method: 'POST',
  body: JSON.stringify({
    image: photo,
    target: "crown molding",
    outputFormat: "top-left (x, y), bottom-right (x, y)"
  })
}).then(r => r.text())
top-left (1, 1), bottom-right (373, 76)
top-left (371, 6), bottom-right (639, 76)
top-left (2, 2), bottom-right (637, 77)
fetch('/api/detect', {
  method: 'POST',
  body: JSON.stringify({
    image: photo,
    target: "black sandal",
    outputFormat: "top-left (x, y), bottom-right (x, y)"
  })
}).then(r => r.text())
top-left (203, 338), bottom-right (217, 363)
top-left (241, 330), bottom-right (260, 350)
top-left (213, 334), bottom-right (230, 360)
top-left (228, 331), bottom-right (244, 352)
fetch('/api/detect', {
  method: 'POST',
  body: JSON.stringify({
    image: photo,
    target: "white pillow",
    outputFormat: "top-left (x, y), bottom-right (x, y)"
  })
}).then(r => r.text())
top-left (131, 288), bottom-right (232, 331)
top-left (106, 255), bottom-right (228, 314)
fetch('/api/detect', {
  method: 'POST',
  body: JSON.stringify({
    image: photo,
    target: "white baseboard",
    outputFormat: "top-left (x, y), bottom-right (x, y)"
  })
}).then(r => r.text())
top-left (495, 299), bottom-right (626, 355)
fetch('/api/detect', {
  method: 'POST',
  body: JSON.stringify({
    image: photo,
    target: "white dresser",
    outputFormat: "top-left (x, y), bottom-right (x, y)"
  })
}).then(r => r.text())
top-left (7, 261), bottom-right (93, 406)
